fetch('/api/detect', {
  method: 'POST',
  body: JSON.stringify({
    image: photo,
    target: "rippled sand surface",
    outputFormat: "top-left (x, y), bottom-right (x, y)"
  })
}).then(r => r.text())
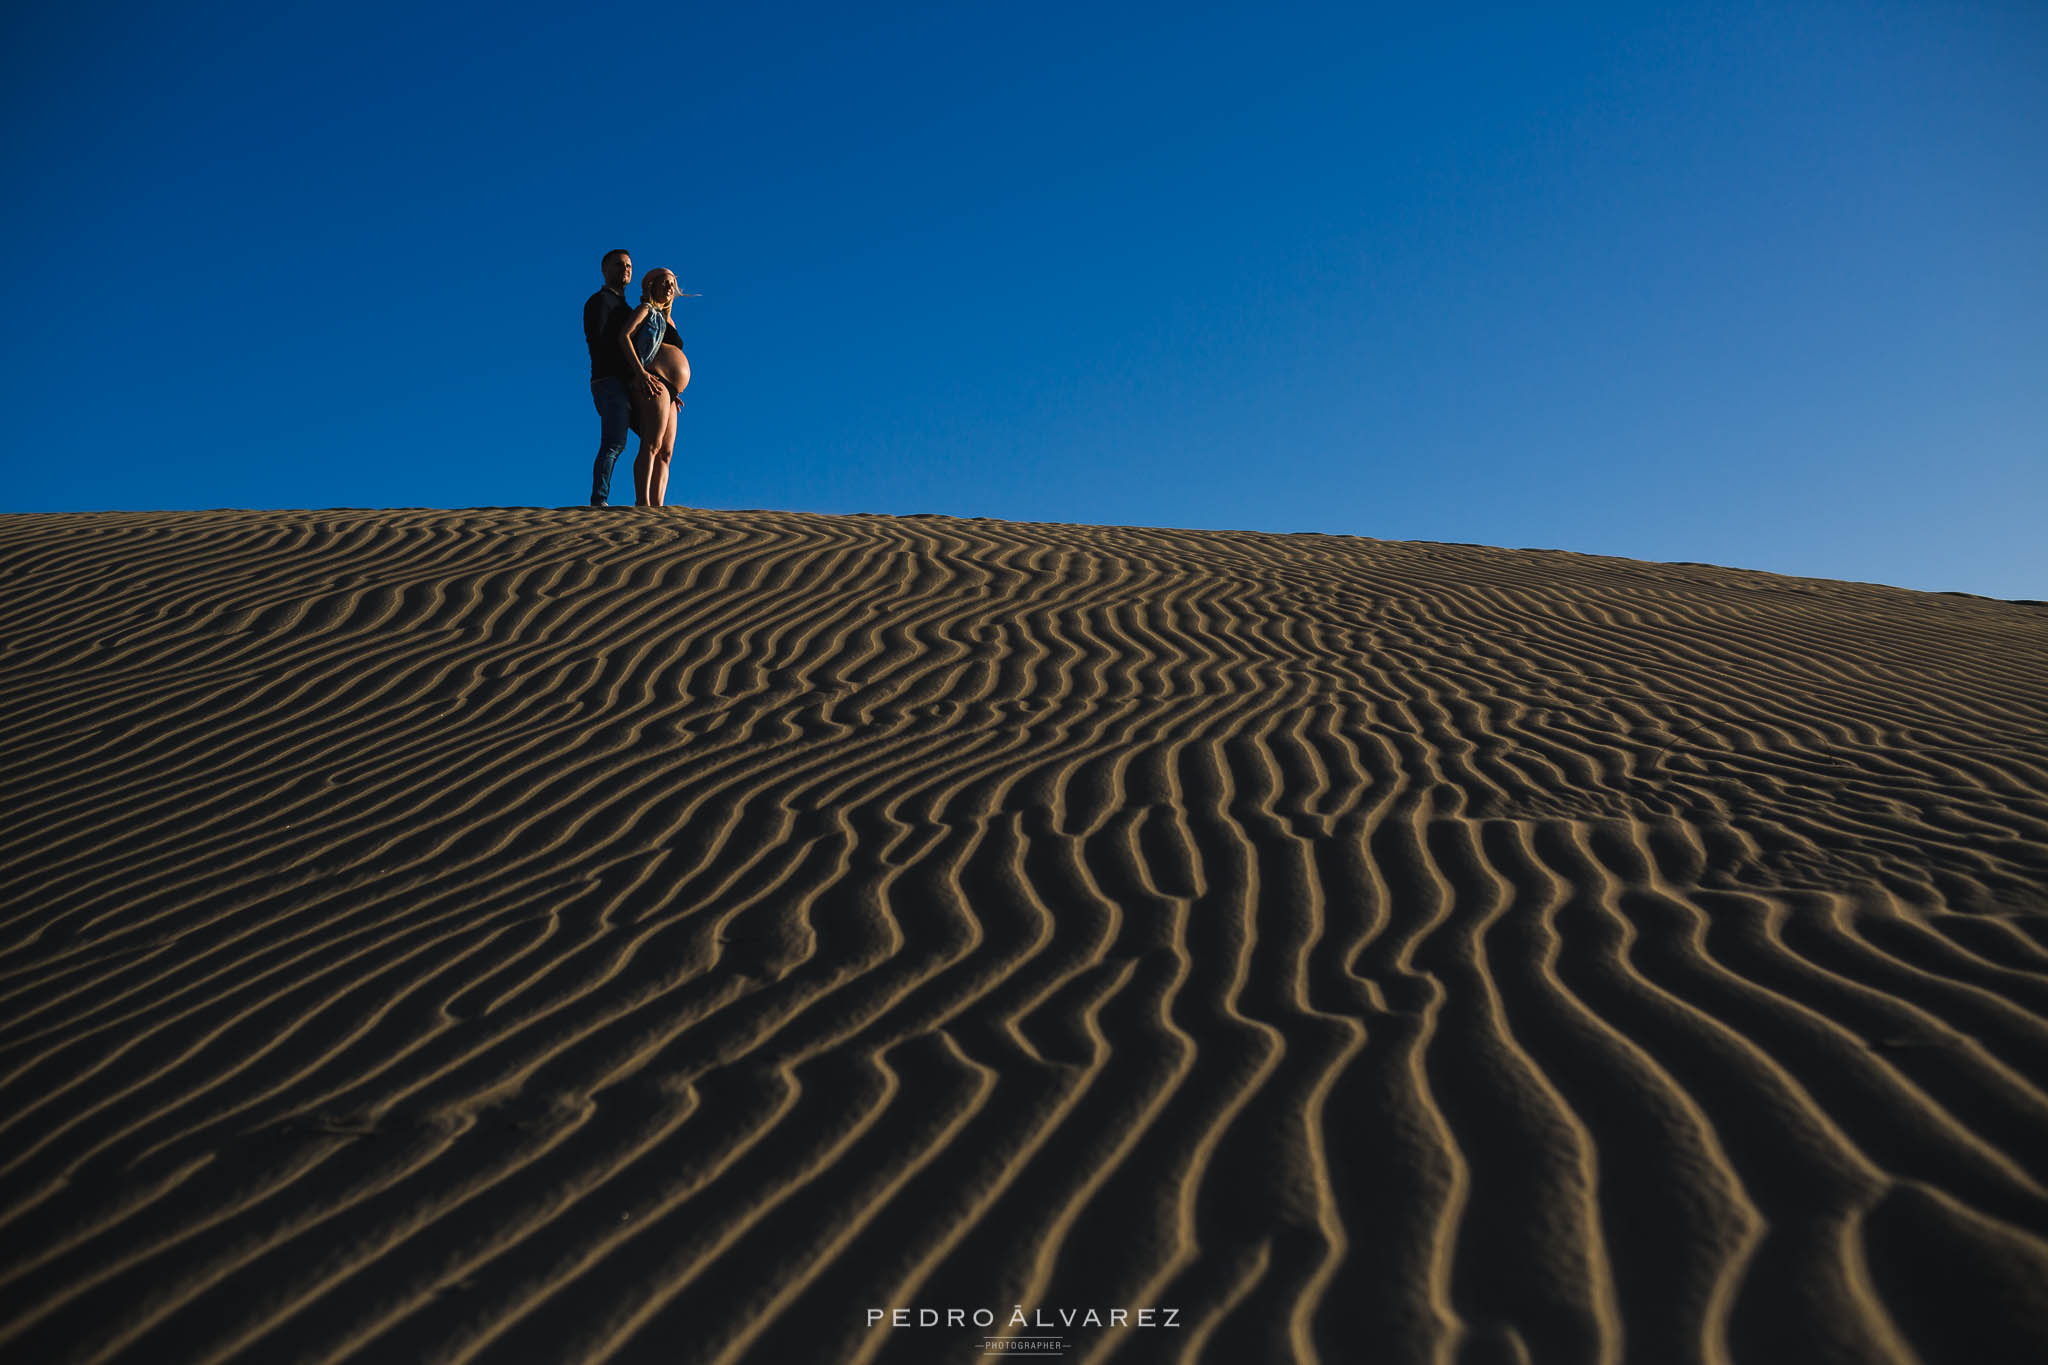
top-left (3, 508), bottom-right (2045, 1364)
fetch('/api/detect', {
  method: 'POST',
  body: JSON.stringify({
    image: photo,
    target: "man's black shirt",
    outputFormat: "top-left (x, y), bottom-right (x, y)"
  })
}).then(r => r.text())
top-left (584, 285), bottom-right (631, 382)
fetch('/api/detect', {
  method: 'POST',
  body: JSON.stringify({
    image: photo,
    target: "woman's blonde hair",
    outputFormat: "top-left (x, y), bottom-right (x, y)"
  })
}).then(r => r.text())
top-left (642, 268), bottom-right (679, 308)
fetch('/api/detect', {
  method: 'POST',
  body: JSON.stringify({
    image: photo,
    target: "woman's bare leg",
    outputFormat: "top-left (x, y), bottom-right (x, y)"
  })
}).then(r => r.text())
top-left (649, 350), bottom-right (688, 506)
top-left (628, 379), bottom-right (666, 505)
top-left (634, 384), bottom-right (675, 507)
top-left (632, 437), bottom-right (652, 506)
top-left (654, 397), bottom-right (676, 507)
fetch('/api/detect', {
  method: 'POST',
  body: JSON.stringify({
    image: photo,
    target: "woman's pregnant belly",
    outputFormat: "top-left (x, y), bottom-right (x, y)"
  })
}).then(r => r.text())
top-left (652, 348), bottom-right (690, 400)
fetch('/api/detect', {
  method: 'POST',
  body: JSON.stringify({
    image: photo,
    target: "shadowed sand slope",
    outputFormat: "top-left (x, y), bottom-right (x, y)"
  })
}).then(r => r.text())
top-left (3, 508), bottom-right (2046, 1365)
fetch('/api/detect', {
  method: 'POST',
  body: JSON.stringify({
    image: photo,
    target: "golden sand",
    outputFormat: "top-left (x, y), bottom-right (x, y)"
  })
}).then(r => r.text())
top-left (2, 508), bottom-right (2044, 1363)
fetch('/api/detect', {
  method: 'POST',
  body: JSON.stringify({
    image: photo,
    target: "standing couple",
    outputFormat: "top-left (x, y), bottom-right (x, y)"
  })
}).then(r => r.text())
top-left (586, 248), bottom-right (692, 506)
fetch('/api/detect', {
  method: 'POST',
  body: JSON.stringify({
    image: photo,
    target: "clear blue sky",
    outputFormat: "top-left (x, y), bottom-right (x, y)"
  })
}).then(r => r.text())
top-left (4, 1), bottom-right (2042, 597)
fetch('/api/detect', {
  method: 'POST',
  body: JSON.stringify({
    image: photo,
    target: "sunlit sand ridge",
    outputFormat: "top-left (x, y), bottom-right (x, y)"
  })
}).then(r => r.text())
top-left (2, 507), bottom-right (2045, 1364)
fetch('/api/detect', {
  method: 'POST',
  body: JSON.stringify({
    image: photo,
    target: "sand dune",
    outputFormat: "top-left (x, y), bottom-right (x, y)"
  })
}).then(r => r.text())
top-left (2, 507), bottom-right (2045, 1364)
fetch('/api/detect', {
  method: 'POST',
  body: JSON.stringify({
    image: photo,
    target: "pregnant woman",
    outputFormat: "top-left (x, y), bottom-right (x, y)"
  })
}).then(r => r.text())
top-left (618, 268), bottom-right (692, 507)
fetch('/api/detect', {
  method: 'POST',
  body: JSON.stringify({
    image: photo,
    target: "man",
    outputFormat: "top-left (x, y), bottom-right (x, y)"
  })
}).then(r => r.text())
top-left (585, 249), bottom-right (639, 505)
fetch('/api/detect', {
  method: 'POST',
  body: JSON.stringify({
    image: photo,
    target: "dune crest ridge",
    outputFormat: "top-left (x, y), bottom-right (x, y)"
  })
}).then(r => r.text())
top-left (2, 507), bottom-right (2045, 1365)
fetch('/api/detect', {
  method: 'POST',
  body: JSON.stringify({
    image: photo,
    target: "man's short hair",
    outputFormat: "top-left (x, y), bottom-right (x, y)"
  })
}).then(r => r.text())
top-left (602, 248), bottom-right (630, 268)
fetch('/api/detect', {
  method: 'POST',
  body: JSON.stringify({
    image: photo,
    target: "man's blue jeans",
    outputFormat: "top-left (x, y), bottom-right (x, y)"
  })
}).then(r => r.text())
top-left (590, 377), bottom-right (633, 505)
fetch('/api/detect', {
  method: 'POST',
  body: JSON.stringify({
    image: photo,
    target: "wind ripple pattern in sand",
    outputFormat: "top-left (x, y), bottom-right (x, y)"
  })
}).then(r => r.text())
top-left (2, 508), bottom-right (2046, 1365)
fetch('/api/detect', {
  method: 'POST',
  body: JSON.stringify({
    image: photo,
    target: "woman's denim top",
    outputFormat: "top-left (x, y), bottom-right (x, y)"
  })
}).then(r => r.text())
top-left (629, 306), bottom-right (668, 366)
